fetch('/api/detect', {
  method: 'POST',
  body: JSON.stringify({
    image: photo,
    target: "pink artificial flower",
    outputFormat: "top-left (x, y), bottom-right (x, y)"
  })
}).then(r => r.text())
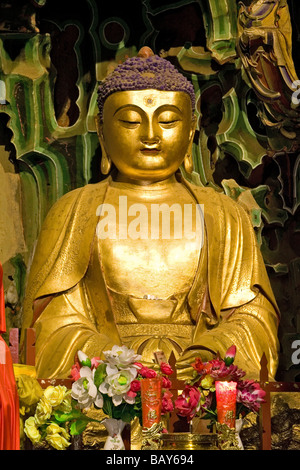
top-left (144, 368), bottom-right (157, 378)
top-left (126, 390), bottom-right (137, 398)
top-left (130, 379), bottom-right (141, 393)
top-left (160, 362), bottom-right (174, 376)
top-left (224, 345), bottom-right (236, 365)
top-left (162, 376), bottom-right (172, 389)
top-left (237, 380), bottom-right (266, 413)
top-left (191, 357), bottom-right (214, 377)
top-left (162, 390), bottom-right (174, 414)
top-left (136, 364), bottom-right (157, 379)
top-left (175, 385), bottom-right (201, 421)
top-left (91, 357), bottom-right (101, 369)
top-left (69, 362), bottom-right (81, 382)
top-left (209, 360), bottom-right (245, 382)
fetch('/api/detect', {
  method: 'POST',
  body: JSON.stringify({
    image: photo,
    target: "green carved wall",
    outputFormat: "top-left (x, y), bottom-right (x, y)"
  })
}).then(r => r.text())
top-left (0, 0), bottom-right (299, 381)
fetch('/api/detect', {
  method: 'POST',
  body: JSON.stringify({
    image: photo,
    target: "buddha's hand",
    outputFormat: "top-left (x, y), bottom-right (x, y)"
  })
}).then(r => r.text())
top-left (176, 347), bottom-right (214, 381)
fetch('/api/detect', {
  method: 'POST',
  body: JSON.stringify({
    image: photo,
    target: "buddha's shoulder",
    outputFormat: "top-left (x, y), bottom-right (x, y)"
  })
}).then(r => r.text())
top-left (44, 180), bottom-right (109, 221)
top-left (184, 180), bottom-right (242, 210)
top-left (51, 179), bottom-right (109, 207)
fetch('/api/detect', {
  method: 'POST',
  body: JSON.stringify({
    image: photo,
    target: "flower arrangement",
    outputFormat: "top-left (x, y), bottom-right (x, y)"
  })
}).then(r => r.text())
top-left (175, 345), bottom-right (266, 426)
top-left (17, 375), bottom-right (75, 450)
top-left (17, 345), bottom-right (174, 450)
top-left (70, 345), bottom-right (174, 425)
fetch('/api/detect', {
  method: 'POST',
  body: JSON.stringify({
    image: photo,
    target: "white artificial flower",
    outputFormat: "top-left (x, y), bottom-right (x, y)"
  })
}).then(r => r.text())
top-left (124, 393), bottom-right (136, 405)
top-left (99, 369), bottom-right (136, 406)
top-left (103, 345), bottom-right (141, 374)
top-left (72, 365), bottom-right (99, 408)
top-left (71, 376), bottom-right (97, 409)
top-left (79, 365), bottom-right (94, 379)
top-left (77, 351), bottom-right (89, 364)
top-left (94, 392), bottom-right (104, 409)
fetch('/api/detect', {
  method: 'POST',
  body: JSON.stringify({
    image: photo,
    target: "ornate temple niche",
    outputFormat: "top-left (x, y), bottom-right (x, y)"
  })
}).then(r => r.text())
top-left (0, 113), bottom-right (26, 331)
top-left (146, 2), bottom-right (207, 52)
top-left (0, 0), bottom-right (298, 382)
top-left (0, 116), bottom-right (25, 267)
top-left (48, 23), bottom-right (80, 127)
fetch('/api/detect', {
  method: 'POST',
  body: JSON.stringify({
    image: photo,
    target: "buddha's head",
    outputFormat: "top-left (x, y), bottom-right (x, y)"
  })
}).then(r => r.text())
top-left (96, 47), bottom-right (196, 183)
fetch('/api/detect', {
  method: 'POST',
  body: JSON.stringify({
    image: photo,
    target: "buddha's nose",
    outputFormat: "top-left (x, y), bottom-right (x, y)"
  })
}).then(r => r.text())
top-left (141, 123), bottom-right (160, 146)
top-left (141, 137), bottom-right (160, 146)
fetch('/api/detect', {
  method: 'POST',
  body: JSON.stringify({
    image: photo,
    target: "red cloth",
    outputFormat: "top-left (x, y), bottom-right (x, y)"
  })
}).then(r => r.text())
top-left (0, 263), bottom-right (5, 335)
top-left (0, 263), bottom-right (20, 450)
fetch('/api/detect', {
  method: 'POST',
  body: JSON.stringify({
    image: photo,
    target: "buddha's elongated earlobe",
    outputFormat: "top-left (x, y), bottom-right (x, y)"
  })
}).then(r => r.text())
top-left (183, 153), bottom-right (193, 173)
top-left (183, 115), bottom-right (196, 174)
top-left (101, 151), bottom-right (112, 175)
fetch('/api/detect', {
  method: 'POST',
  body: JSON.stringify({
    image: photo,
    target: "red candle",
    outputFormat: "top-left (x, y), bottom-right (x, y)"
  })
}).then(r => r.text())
top-left (140, 377), bottom-right (162, 428)
top-left (215, 381), bottom-right (237, 428)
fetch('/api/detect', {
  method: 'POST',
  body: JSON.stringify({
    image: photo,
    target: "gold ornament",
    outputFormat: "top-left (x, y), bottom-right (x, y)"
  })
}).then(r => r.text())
top-left (141, 422), bottom-right (163, 450)
top-left (216, 422), bottom-right (241, 450)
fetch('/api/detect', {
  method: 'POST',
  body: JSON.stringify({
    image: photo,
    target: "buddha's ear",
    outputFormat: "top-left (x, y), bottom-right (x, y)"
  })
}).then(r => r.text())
top-left (184, 115), bottom-right (197, 174)
top-left (95, 114), bottom-right (107, 155)
top-left (95, 114), bottom-right (104, 144)
top-left (187, 114), bottom-right (197, 154)
top-left (95, 114), bottom-right (111, 175)
top-left (189, 114), bottom-right (197, 142)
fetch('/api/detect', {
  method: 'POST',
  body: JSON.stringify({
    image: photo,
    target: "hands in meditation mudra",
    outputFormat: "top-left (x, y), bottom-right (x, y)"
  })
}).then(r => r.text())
top-left (21, 47), bottom-right (280, 382)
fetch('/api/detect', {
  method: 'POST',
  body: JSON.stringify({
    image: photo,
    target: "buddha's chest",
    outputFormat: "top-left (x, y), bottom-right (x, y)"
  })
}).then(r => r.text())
top-left (97, 185), bottom-right (203, 298)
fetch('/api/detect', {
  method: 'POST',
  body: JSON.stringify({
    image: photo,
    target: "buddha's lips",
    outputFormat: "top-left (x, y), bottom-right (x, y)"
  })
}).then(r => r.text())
top-left (140, 148), bottom-right (161, 156)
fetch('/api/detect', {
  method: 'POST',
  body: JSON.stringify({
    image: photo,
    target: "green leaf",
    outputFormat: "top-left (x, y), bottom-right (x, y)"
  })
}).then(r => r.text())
top-left (81, 358), bottom-right (92, 368)
top-left (101, 394), bottom-right (141, 423)
top-left (70, 418), bottom-right (90, 436)
top-left (53, 407), bottom-right (82, 423)
top-left (201, 408), bottom-right (217, 420)
top-left (94, 363), bottom-right (107, 388)
top-left (102, 395), bottom-right (113, 417)
top-left (224, 357), bottom-right (234, 366)
top-left (118, 404), bottom-right (134, 423)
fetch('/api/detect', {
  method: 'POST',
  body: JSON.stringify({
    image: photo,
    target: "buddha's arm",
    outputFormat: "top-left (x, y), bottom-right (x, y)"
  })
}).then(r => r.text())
top-left (177, 291), bottom-right (279, 381)
top-left (176, 187), bottom-right (280, 381)
top-left (33, 286), bottom-right (117, 379)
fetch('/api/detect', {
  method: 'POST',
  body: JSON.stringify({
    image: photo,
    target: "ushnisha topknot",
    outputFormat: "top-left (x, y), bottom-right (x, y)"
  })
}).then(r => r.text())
top-left (97, 47), bottom-right (195, 121)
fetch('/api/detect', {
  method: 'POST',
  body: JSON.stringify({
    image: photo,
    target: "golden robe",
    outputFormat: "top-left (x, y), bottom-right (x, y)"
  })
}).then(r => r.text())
top-left (21, 175), bottom-right (280, 380)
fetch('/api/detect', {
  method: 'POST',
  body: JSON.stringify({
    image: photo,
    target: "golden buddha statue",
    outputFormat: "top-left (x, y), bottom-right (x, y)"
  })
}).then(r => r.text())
top-left (21, 47), bottom-right (280, 381)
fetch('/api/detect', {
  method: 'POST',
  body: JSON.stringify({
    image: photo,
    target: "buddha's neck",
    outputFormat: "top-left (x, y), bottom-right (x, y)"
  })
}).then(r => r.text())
top-left (113, 173), bottom-right (179, 190)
